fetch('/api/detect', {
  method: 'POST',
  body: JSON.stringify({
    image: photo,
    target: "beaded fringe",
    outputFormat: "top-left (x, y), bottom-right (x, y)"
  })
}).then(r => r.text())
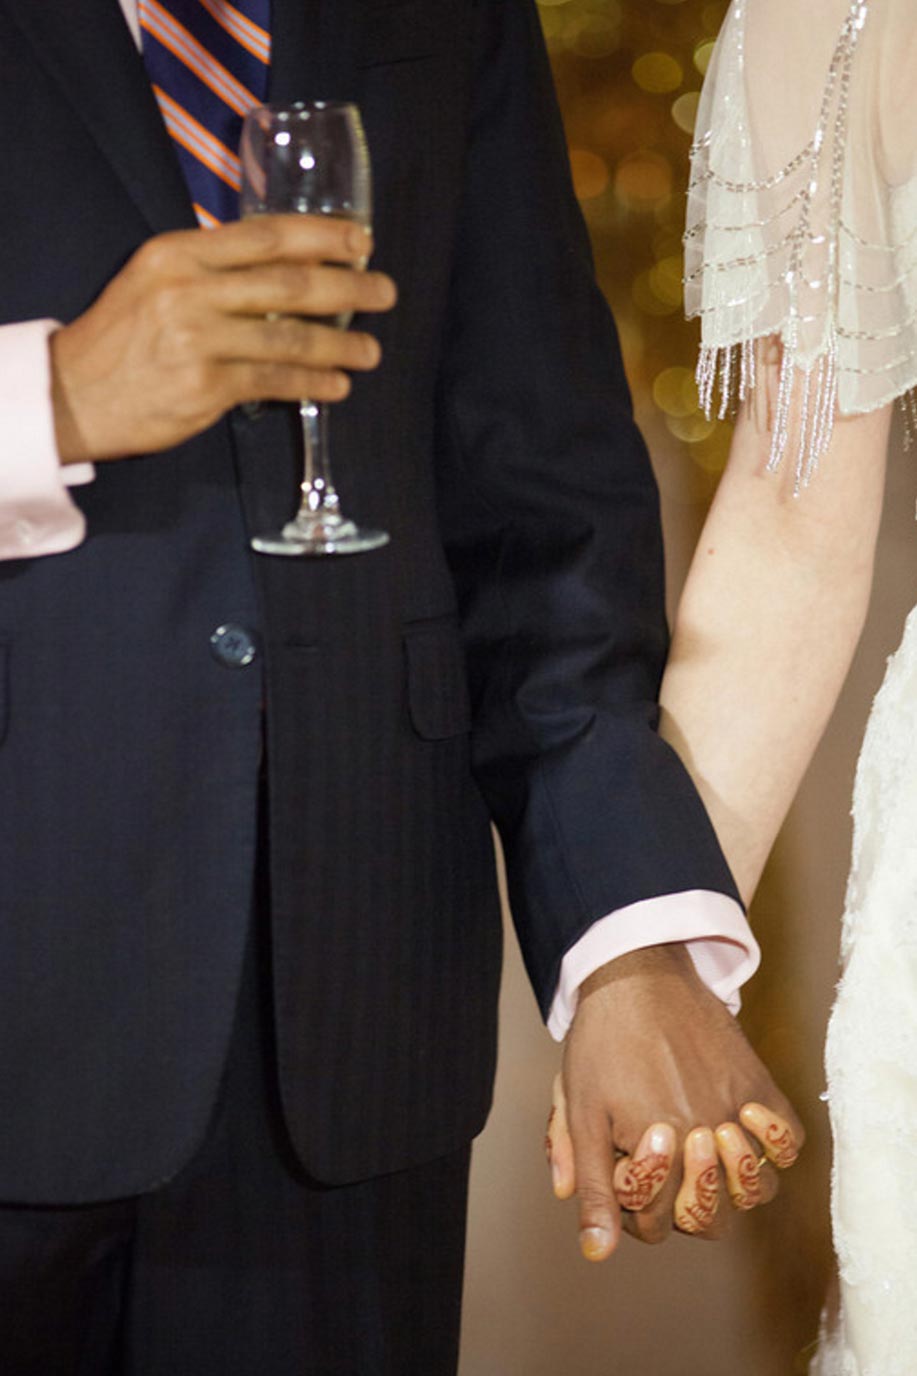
top-left (698, 338), bottom-right (917, 493)
top-left (690, 0), bottom-right (917, 497)
top-left (697, 338), bottom-right (838, 495)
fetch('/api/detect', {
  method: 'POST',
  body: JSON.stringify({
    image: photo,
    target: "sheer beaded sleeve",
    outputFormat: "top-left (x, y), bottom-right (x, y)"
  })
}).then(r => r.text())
top-left (685, 0), bottom-right (917, 489)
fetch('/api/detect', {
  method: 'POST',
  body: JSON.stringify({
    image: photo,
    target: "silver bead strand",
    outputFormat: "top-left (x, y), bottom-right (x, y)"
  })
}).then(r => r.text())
top-left (688, 0), bottom-right (874, 487)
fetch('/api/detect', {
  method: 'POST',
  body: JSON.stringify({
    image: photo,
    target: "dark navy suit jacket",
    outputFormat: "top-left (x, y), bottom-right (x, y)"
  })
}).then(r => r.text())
top-left (0, 0), bottom-right (739, 1203)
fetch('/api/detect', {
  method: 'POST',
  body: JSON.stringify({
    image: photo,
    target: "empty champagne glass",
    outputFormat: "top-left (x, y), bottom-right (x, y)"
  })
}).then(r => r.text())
top-left (240, 101), bottom-right (389, 556)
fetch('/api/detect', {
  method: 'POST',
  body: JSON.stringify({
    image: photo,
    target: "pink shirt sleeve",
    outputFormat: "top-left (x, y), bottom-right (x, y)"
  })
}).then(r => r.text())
top-left (0, 320), bottom-right (94, 561)
top-left (0, 10), bottom-right (145, 562)
top-left (546, 891), bottom-right (760, 1040)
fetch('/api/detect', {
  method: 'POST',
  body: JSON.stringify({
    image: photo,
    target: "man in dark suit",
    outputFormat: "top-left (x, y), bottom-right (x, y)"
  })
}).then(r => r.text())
top-left (0, 0), bottom-right (796, 1371)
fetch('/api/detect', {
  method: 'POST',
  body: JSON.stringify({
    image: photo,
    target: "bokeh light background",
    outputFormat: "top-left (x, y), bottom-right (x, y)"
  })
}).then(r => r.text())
top-left (539, 0), bottom-right (732, 512)
top-left (460, 3), bottom-right (917, 1371)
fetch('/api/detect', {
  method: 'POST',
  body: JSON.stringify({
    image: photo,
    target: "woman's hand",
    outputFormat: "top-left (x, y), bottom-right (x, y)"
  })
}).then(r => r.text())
top-left (545, 1079), bottom-right (802, 1247)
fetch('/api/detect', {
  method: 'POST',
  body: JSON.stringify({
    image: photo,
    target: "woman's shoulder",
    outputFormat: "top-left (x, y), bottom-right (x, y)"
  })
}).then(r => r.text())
top-left (739, 0), bottom-right (917, 186)
top-left (875, 0), bottom-right (917, 187)
top-left (685, 0), bottom-right (917, 487)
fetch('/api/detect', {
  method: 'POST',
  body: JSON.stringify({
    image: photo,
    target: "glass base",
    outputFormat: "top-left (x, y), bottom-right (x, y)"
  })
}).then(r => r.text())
top-left (251, 513), bottom-right (389, 557)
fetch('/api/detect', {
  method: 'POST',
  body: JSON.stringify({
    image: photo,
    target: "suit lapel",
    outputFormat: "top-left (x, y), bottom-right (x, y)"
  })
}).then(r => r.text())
top-left (3, 0), bottom-right (195, 233)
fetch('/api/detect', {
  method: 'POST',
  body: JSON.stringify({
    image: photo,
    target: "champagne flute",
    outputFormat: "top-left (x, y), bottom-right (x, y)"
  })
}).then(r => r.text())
top-left (240, 101), bottom-right (389, 556)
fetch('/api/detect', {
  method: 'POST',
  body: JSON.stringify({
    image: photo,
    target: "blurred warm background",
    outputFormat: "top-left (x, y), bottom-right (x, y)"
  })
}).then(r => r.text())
top-left (460, 1), bottom-right (916, 1372)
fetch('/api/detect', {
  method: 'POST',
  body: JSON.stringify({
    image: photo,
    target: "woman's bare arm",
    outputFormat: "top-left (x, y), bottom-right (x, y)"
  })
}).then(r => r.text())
top-left (660, 384), bottom-right (892, 903)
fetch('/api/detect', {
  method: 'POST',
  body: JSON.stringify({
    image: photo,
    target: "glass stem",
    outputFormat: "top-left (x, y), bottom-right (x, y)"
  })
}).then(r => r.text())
top-left (297, 398), bottom-right (321, 515)
top-left (317, 403), bottom-right (341, 514)
top-left (297, 400), bottom-right (341, 520)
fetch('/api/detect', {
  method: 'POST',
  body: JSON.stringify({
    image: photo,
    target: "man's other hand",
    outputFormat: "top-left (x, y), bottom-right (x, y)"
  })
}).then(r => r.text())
top-left (49, 215), bottom-right (397, 464)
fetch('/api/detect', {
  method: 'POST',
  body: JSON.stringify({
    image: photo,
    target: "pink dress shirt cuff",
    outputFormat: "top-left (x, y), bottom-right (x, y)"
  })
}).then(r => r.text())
top-left (0, 320), bottom-right (93, 560)
top-left (546, 890), bottom-right (760, 1041)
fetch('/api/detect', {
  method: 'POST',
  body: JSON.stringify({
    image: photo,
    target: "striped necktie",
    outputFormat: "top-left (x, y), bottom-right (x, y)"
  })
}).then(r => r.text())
top-left (139, 0), bottom-right (272, 227)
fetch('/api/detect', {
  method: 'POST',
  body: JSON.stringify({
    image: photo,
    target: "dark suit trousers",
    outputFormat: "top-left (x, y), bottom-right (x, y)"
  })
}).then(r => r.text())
top-left (0, 887), bottom-right (471, 1376)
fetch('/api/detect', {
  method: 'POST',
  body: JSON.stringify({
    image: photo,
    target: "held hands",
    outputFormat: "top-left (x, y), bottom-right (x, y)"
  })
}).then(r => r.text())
top-left (49, 215), bottom-right (397, 465)
top-left (545, 944), bottom-right (803, 1260)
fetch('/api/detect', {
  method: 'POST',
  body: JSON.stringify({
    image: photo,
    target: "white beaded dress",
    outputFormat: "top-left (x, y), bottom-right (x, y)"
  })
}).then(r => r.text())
top-left (686, 2), bottom-right (917, 1371)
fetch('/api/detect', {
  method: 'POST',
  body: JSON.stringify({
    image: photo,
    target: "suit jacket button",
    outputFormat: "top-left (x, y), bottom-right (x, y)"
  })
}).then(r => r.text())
top-left (210, 624), bottom-right (259, 669)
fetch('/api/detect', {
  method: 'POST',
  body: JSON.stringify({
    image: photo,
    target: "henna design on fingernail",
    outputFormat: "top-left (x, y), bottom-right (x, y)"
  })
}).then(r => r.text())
top-left (676, 1163), bottom-right (719, 1234)
top-left (544, 1107), bottom-right (557, 1163)
top-left (617, 1152), bottom-right (670, 1212)
top-left (765, 1122), bottom-right (798, 1169)
top-left (697, 1163), bottom-right (718, 1211)
top-left (730, 1153), bottom-right (763, 1210)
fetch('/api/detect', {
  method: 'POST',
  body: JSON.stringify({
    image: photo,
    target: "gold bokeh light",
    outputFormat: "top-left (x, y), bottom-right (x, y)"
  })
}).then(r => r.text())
top-left (632, 51), bottom-right (683, 93)
top-left (537, 0), bottom-right (732, 489)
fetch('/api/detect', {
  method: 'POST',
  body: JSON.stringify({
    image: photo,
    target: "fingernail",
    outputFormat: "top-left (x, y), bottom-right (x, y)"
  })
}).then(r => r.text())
top-left (376, 276), bottom-right (397, 308)
top-left (740, 1104), bottom-right (798, 1169)
top-left (648, 1124), bottom-right (674, 1155)
top-left (580, 1227), bottom-right (612, 1261)
top-left (348, 223), bottom-right (373, 254)
top-left (552, 1161), bottom-right (563, 1194)
top-left (687, 1127), bottom-right (716, 1160)
top-left (739, 1104), bottom-right (766, 1137)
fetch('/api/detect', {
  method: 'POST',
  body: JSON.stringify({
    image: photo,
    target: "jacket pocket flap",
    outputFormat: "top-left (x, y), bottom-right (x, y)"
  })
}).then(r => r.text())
top-left (404, 622), bottom-right (471, 741)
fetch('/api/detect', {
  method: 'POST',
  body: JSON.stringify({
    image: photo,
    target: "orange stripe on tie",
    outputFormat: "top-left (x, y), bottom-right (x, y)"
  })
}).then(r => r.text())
top-left (152, 86), bottom-right (242, 190)
top-left (193, 203), bottom-right (222, 229)
top-left (140, 0), bottom-right (258, 118)
top-left (197, 0), bottom-right (271, 64)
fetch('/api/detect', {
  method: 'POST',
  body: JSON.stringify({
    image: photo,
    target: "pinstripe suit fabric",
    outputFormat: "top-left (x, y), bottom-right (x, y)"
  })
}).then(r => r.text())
top-left (0, 909), bottom-right (470, 1375)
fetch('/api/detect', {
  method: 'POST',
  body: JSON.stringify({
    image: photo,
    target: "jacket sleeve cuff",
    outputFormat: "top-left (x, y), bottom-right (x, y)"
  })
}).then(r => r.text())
top-left (0, 320), bottom-right (94, 560)
top-left (546, 890), bottom-right (760, 1041)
